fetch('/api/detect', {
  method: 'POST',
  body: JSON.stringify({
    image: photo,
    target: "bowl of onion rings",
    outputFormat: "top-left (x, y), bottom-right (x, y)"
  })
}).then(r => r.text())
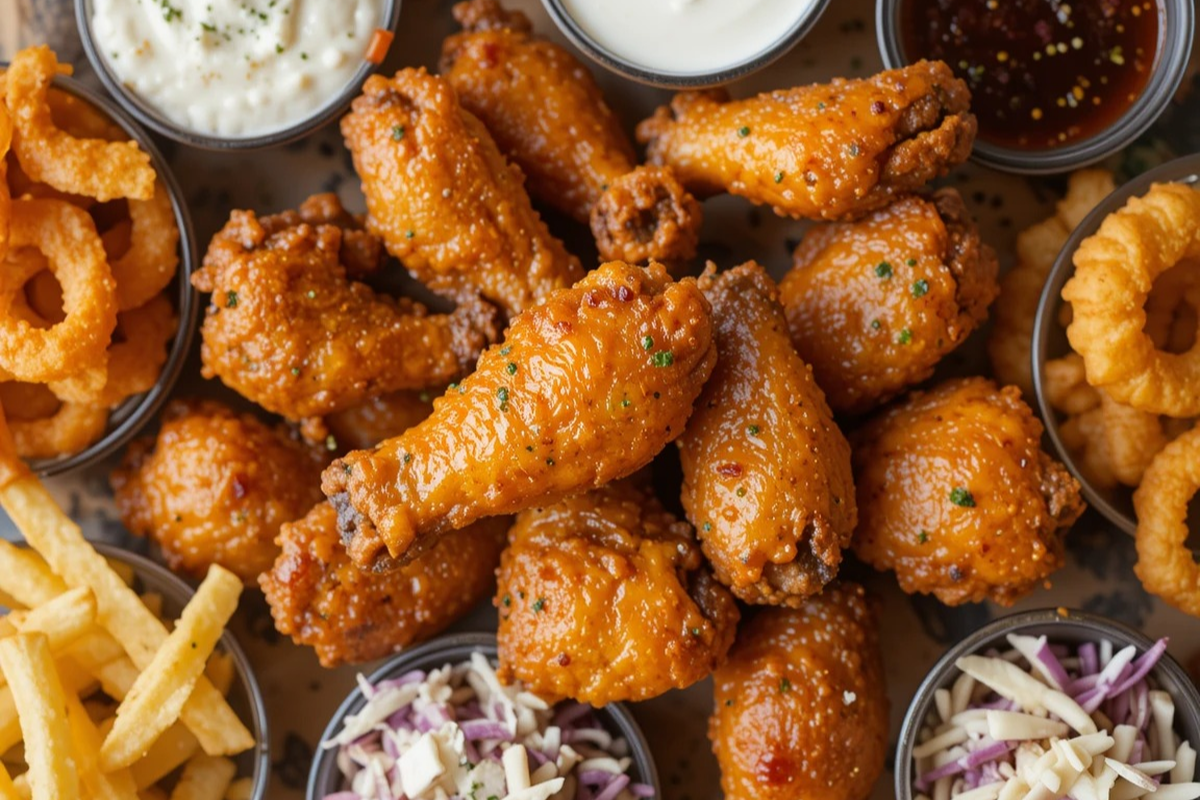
top-left (0, 49), bottom-right (199, 477)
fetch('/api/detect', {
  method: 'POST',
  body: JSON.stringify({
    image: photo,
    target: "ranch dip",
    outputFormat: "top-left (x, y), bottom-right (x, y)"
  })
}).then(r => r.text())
top-left (559, 0), bottom-right (823, 75)
top-left (91, 0), bottom-right (382, 138)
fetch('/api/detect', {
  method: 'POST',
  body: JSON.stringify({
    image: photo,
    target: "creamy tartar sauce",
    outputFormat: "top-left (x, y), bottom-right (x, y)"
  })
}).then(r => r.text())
top-left (561, 0), bottom-right (821, 74)
top-left (92, 0), bottom-right (380, 137)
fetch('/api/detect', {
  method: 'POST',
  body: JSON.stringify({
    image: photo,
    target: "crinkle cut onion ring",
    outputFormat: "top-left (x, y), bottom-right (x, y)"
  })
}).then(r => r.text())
top-left (1133, 427), bottom-right (1200, 617)
top-left (1063, 182), bottom-right (1200, 417)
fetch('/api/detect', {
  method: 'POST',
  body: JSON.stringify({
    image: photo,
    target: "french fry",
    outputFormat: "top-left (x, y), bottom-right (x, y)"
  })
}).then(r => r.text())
top-left (223, 778), bottom-right (253, 800)
top-left (0, 589), bottom-right (22, 611)
top-left (0, 762), bottom-right (18, 800)
top-left (2, 587), bottom-right (95, 660)
top-left (140, 592), bottom-right (163, 619)
top-left (168, 755), bottom-right (236, 800)
top-left (0, 655), bottom-right (95, 753)
top-left (0, 542), bottom-right (63, 607)
top-left (0, 634), bottom-right (80, 800)
top-left (64, 693), bottom-right (138, 800)
top-left (139, 789), bottom-right (169, 800)
top-left (105, 557), bottom-right (136, 587)
top-left (0, 619), bottom-right (15, 639)
top-left (101, 566), bottom-right (243, 771)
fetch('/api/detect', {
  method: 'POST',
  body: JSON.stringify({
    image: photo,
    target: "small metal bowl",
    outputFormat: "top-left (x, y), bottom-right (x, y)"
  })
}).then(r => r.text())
top-left (540, 0), bottom-right (831, 89)
top-left (1032, 153), bottom-right (1200, 536)
top-left (895, 608), bottom-right (1200, 800)
top-left (0, 71), bottom-right (199, 478)
top-left (876, 0), bottom-right (1194, 174)
top-left (308, 632), bottom-right (661, 800)
top-left (74, 0), bottom-right (402, 150)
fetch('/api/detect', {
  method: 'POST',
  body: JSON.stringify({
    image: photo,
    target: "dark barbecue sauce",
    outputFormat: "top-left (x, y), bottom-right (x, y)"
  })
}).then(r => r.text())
top-left (901, 0), bottom-right (1161, 150)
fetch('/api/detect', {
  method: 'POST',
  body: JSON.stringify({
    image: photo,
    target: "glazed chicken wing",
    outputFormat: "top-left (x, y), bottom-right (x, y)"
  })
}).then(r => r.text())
top-left (495, 480), bottom-right (739, 705)
top-left (678, 262), bottom-right (856, 606)
top-left (636, 61), bottom-right (976, 221)
top-left (342, 67), bottom-right (583, 318)
top-left (779, 189), bottom-right (999, 415)
top-left (440, 0), bottom-right (702, 268)
top-left (324, 390), bottom-right (436, 452)
top-left (192, 198), bottom-right (498, 429)
top-left (710, 583), bottom-right (888, 800)
top-left (322, 260), bottom-right (716, 569)
top-left (111, 399), bottom-right (326, 584)
top-left (851, 378), bottom-right (1085, 605)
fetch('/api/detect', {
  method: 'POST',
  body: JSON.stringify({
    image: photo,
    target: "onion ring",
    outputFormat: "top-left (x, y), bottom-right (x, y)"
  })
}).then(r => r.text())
top-left (1133, 426), bottom-right (1200, 617)
top-left (46, 87), bottom-right (125, 142)
top-left (112, 183), bottom-right (180, 311)
top-left (0, 382), bottom-right (60, 421)
top-left (4, 46), bottom-right (155, 202)
top-left (1063, 182), bottom-right (1200, 417)
top-left (0, 101), bottom-right (10, 264)
top-left (6, 396), bottom-right (108, 459)
top-left (1100, 392), bottom-right (1167, 488)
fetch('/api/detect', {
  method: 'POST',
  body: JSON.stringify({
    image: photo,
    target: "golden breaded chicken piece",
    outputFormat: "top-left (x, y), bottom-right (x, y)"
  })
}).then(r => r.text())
top-left (192, 200), bottom-right (499, 428)
top-left (495, 480), bottom-right (739, 705)
top-left (342, 67), bottom-right (583, 318)
top-left (851, 378), bottom-right (1085, 606)
top-left (440, 0), bottom-right (702, 268)
top-left (779, 189), bottom-right (999, 416)
top-left (678, 262), bottom-right (856, 606)
top-left (322, 260), bottom-right (716, 569)
top-left (111, 399), bottom-right (326, 584)
top-left (261, 503), bottom-right (507, 668)
top-left (637, 61), bottom-right (976, 221)
top-left (324, 390), bottom-right (436, 452)
top-left (710, 583), bottom-right (888, 800)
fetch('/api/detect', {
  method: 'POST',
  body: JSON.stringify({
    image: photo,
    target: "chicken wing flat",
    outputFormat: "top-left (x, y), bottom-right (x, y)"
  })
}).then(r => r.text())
top-left (261, 502), bottom-right (507, 668)
top-left (440, 0), bottom-right (701, 268)
top-left (709, 583), bottom-right (888, 800)
top-left (192, 199), bottom-right (498, 427)
top-left (342, 67), bottom-right (583, 318)
top-left (636, 61), bottom-right (976, 221)
top-left (495, 480), bottom-right (739, 705)
top-left (324, 390), bottom-right (436, 452)
top-left (779, 189), bottom-right (998, 416)
top-left (322, 260), bottom-right (716, 569)
top-left (851, 378), bottom-right (1085, 606)
top-left (111, 399), bottom-right (326, 584)
top-left (678, 262), bottom-right (856, 607)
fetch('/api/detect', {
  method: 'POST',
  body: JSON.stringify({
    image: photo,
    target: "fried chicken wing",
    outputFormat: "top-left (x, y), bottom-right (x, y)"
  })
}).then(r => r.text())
top-left (778, 189), bottom-right (999, 415)
top-left (261, 502), bottom-right (507, 668)
top-left (636, 61), bottom-right (976, 221)
top-left (342, 67), bottom-right (583, 318)
top-left (321, 260), bottom-right (716, 570)
top-left (495, 480), bottom-right (739, 705)
top-left (678, 262), bottom-right (856, 606)
top-left (324, 390), bottom-right (436, 452)
top-left (709, 583), bottom-right (888, 800)
top-left (192, 199), bottom-right (499, 428)
top-left (111, 399), bottom-right (326, 584)
top-left (440, 0), bottom-right (702, 268)
top-left (851, 378), bottom-right (1085, 606)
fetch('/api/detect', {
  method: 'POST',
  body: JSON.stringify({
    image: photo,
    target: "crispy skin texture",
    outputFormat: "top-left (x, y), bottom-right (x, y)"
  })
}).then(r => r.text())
top-left (851, 378), bottom-right (1084, 605)
top-left (678, 263), bottom-right (856, 606)
top-left (709, 584), bottom-right (887, 800)
top-left (440, 0), bottom-right (702, 268)
top-left (495, 481), bottom-right (739, 705)
top-left (637, 61), bottom-right (976, 221)
top-left (111, 400), bottom-right (326, 584)
top-left (261, 503), bottom-right (507, 667)
top-left (192, 202), bottom-right (498, 425)
top-left (322, 260), bottom-right (716, 569)
top-left (779, 189), bottom-right (998, 415)
top-left (324, 390), bottom-right (436, 452)
top-left (255, 192), bottom-right (384, 280)
top-left (342, 67), bottom-right (582, 318)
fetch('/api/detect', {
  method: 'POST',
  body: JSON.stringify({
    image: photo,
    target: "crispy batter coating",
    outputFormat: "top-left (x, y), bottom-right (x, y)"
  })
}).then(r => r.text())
top-left (636, 61), bottom-right (976, 221)
top-left (495, 480), bottom-right (739, 705)
top-left (779, 189), bottom-right (998, 415)
top-left (678, 263), bottom-right (856, 606)
top-left (192, 200), bottom-right (499, 426)
top-left (111, 399), bottom-right (326, 584)
top-left (261, 502), bottom-right (507, 668)
top-left (342, 67), bottom-right (583, 318)
top-left (322, 260), bottom-right (716, 569)
top-left (709, 584), bottom-right (888, 800)
top-left (850, 378), bottom-right (1085, 605)
top-left (254, 192), bottom-right (384, 279)
top-left (324, 390), bottom-right (436, 452)
top-left (440, 0), bottom-right (702, 268)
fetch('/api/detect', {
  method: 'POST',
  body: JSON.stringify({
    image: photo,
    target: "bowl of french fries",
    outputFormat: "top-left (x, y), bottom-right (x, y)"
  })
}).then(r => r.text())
top-left (0, 453), bottom-right (269, 799)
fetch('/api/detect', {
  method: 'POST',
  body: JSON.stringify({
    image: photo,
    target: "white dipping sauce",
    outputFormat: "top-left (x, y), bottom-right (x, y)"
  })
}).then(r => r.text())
top-left (560, 0), bottom-right (822, 74)
top-left (91, 0), bottom-right (381, 138)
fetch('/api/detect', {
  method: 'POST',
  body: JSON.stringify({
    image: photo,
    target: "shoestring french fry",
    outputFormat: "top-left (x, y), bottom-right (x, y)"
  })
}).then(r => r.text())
top-left (0, 633), bottom-right (79, 800)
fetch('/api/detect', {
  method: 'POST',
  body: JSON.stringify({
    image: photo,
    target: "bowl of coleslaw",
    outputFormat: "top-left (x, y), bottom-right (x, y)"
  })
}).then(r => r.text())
top-left (308, 633), bottom-right (660, 800)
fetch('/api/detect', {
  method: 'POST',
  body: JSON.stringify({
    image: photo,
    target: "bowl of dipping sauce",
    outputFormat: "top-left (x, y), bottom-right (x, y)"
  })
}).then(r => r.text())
top-left (895, 608), bottom-right (1200, 800)
top-left (541, 0), bottom-right (832, 88)
top-left (877, 0), bottom-right (1194, 174)
top-left (309, 632), bottom-right (660, 800)
top-left (75, 0), bottom-right (403, 149)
